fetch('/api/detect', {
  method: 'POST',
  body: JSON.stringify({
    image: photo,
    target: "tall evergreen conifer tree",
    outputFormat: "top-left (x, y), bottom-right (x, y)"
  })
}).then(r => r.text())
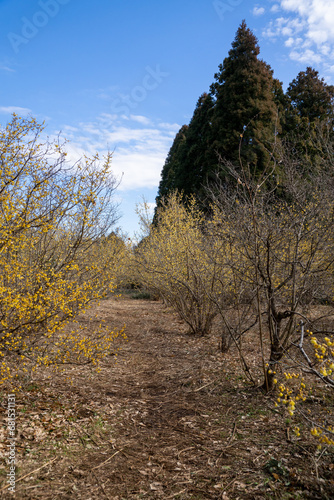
top-left (210, 20), bottom-right (280, 176)
top-left (156, 21), bottom-right (289, 209)
top-left (286, 67), bottom-right (334, 123)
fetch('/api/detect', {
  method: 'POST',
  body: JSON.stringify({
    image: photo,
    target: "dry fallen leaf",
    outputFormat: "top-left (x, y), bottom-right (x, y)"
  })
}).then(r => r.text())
top-left (150, 482), bottom-right (163, 491)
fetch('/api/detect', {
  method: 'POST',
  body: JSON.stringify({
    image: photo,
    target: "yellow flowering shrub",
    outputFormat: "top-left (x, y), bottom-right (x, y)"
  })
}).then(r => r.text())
top-left (134, 193), bottom-right (219, 335)
top-left (0, 115), bottom-right (125, 388)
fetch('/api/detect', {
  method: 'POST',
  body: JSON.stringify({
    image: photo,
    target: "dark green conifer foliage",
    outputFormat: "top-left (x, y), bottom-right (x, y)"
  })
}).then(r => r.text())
top-left (286, 67), bottom-right (334, 123)
top-left (156, 93), bottom-right (215, 208)
top-left (156, 22), bottom-right (334, 207)
top-left (284, 67), bottom-right (334, 168)
top-left (174, 92), bottom-right (215, 200)
top-left (155, 124), bottom-right (188, 204)
top-left (210, 20), bottom-right (280, 176)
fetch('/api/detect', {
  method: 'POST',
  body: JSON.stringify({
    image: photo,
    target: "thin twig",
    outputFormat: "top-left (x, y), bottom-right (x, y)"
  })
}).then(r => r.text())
top-left (165, 488), bottom-right (187, 499)
top-left (193, 380), bottom-right (214, 392)
top-left (177, 447), bottom-right (195, 458)
top-left (228, 420), bottom-right (237, 444)
top-left (92, 450), bottom-right (121, 470)
top-left (72, 421), bottom-right (101, 447)
top-left (0, 457), bottom-right (58, 492)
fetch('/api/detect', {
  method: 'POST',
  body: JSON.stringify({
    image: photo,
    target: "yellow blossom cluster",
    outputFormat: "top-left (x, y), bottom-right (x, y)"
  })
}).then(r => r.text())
top-left (274, 330), bottom-right (334, 446)
top-left (274, 373), bottom-right (307, 416)
top-left (309, 332), bottom-right (334, 378)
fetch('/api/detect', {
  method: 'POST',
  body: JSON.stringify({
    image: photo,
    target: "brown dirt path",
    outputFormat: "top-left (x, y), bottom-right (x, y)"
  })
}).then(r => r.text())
top-left (1, 297), bottom-right (333, 499)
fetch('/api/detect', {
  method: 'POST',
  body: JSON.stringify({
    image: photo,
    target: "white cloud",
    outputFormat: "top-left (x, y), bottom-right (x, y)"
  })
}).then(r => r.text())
top-left (290, 48), bottom-right (322, 65)
top-left (0, 65), bottom-right (15, 73)
top-left (284, 36), bottom-right (304, 48)
top-left (129, 115), bottom-right (152, 125)
top-left (56, 115), bottom-right (180, 191)
top-left (281, 26), bottom-right (293, 36)
top-left (158, 122), bottom-right (181, 132)
top-left (320, 45), bottom-right (330, 56)
top-left (253, 6), bottom-right (265, 16)
top-left (0, 106), bottom-right (31, 115)
top-left (264, 1), bottom-right (334, 77)
top-left (285, 1), bottom-right (334, 44)
top-left (112, 150), bottom-right (165, 190)
top-left (263, 16), bottom-right (305, 39)
top-left (62, 125), bottom-right (79, 133)
top-left (285, 37), bottom-right (294, 47)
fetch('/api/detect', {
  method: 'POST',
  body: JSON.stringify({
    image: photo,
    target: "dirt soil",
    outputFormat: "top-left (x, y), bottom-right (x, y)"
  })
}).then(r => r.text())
top-left (1, 297), bottom-right (334, 499)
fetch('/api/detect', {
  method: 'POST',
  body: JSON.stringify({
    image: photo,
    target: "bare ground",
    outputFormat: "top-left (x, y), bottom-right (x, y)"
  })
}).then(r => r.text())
top-left (1, 297), bottom-right (334, 499)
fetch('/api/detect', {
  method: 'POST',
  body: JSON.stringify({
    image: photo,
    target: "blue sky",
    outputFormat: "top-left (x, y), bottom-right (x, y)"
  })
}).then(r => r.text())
top-left (1, 0), bottom-right (334, 238)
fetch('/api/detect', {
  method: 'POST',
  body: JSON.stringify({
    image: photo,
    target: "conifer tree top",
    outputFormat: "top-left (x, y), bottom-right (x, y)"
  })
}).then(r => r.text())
top-left (214, 20), bottom-right (260, 85)
top-left (287, 67), bottom-right (334, 121)
top-left (230, 20), bottom-right (259, 59)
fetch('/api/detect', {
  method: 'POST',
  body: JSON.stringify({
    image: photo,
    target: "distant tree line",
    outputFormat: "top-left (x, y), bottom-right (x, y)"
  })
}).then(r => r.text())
top-left (155, 20), bottom-right (334, 209)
